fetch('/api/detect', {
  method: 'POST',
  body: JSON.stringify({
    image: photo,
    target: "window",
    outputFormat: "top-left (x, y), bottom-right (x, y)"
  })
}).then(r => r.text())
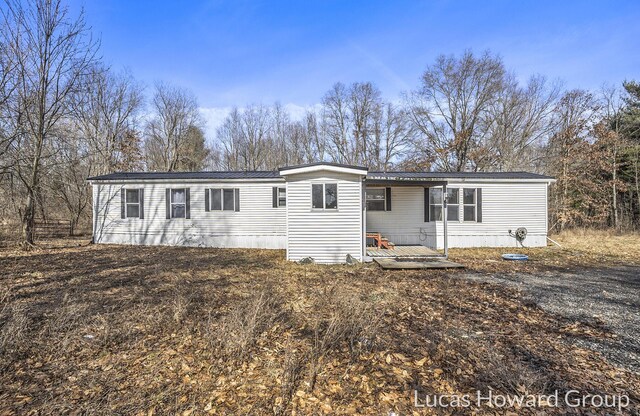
top-left (278, 187), bottom-right (286, 207)
top-left (312, 184), bottom-right (323, 209)
top-left (209, 188), bottom-right (237, 211)
top-left (446, 188), bottom-right (459, 221)
top-left (125, 189), bottom-right (141, 218)
top-left (312, 183), bottom-right (338, 210)
top-left (429, 188), bottom-right (443, 221)
top-left (171, 188), bottom-right (186, 218)
top-left (428, 187), bottom-right (459, 221)
top-left (366, 188), bottom-right (386, 211)
top-left (463, 188), bottom-right (477, 221)
top-left (211, 189), bottom-right (222, 210)
top-left (223, 189), bottom-right (234, 211)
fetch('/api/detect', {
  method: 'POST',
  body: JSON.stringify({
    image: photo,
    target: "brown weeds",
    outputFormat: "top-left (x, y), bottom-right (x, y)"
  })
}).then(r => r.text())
top-left (0, 240), bottom-right (637, 414)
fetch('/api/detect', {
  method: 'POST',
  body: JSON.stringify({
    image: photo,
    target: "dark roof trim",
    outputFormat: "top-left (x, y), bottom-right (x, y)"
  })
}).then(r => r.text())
top-left (88, 169), bottom-right (553, 182)
top-left (368, 171), bottom-right (554, 180)
top-left (366, 179), bottom-right (449, 187)
top-left (278, 161), bottom-right (368, 172)
top-left (87, 171), bottom-right (281, 181)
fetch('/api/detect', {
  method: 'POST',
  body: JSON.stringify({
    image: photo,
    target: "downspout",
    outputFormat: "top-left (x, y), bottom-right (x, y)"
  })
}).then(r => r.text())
top-left (443, 183), bottom-right (448, 258)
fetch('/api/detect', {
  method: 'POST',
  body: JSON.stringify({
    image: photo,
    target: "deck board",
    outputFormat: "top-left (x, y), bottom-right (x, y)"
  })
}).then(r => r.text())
top-left (373, 257), bottom-right (464, 269)
top-left (366, 245), bottom-right (440, 257)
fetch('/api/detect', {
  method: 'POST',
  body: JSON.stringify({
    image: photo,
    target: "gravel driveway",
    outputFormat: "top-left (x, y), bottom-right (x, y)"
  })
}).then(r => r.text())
top-left (462, 265), bottom-right (640, 373)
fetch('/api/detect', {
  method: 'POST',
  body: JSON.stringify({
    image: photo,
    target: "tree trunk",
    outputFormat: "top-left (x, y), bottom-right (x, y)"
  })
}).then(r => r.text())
top-left (22, 191), bottom-right (36, 244)
top-left (635, 147), bottom-right (640, 227)
top-left (612, 143), bottom-right (618, 229)
top-left (22, 134), bottom-right (44, 245)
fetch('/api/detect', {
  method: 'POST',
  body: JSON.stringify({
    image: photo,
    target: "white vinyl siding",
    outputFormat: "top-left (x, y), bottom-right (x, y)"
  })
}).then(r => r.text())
top-left (92, 175), bottom-right (550, 257)
top-left (366, 181), bottom-right (549, 249)
top-left (92, 181), bottom-right (286, 248)
top-left (285, 171), bottom-right (364, 264)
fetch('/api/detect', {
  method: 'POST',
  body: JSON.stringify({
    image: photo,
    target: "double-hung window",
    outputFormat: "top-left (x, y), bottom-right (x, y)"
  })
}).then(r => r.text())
top-left (121, 188), bottom-right (143, 219)
top-left (171, 188), bottom-right (187, 218)
top-left (366, 188), bottom-right (386, 211)
top-left (126, 189), bottom-right (141, 218)
top-left (277, 187), bottom-right (286, 207)
top-left (428, 187), bottom-right (459, 221)
top-left (311, 183), bottom-right (337, 210)
top-left (208, 188), bottom-right (238, 211)
top-left (429, 188), bottom-right (443, 221)
top-left (446, 188), bottom-right (459, 221)
top-left (463, 188), bottom-right (477, 222)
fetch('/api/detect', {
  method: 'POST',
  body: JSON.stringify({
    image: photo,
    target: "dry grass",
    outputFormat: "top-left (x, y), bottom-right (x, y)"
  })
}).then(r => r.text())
top-left (212, 286), bottom-right (288, 358)
top-left (553, 228), bottom-right (640, 259)
top-left (307, 286), bottom-right (382, 391)
top-left (449, 229), bottom-right (640, 273)
top-left (0, 238), bottom-right (638, 414)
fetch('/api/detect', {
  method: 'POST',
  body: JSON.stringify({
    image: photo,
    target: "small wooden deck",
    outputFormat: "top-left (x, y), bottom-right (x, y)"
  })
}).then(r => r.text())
top-left (373, 257), bottom-right (464, 269)
top-left (366, 245), bottom-right (440, 258)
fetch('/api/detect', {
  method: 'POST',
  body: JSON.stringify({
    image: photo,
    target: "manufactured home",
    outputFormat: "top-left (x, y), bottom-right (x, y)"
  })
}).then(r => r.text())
top-left (88, 162), bottom-right (554, 264)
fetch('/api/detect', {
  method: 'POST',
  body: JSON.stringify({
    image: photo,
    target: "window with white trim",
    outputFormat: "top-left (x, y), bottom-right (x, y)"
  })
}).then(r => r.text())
top-left (366, 188), bottom-right (385, 211)
top-left (209, 188), bottom-right (236, 211)
top-left (463, 188), bottom-right (477, 222)
top-left (171, 188), bottom-right (186, 218)
top-left (125, 189), bottom-right (141, 218)
top-left (311, 183), bottom-right (338, 209)
top-left (278, 187), bottom-right (286, 207)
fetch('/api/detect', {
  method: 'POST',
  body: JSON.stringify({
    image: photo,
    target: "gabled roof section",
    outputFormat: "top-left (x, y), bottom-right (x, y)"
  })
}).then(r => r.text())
top-left (87, 171), bottom-right (281, 181)
top-left (279, 162), bottom-right (368, 176)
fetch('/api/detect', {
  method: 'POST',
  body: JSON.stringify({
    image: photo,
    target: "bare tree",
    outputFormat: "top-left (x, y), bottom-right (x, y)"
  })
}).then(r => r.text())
top-left (321, 81), bottom-right (407, 168)
top-left (2, 0), bottom-right (98, 245)
top-left (599, 85), bottom-right (627, 229)
top-left (216, 107), bottom-right (242, 170)
top-left (144, 82), bottom-right (203, 171)
top-left (349, 82), bottom-right (382, 166)
top-left (70, 65), bottom-right (144, 174)
top-left (407, 50), bottom-right (505, 171)
top-left (216, 104), bottom-right (273, 170)
top-left (545, 90), bottom-right (602, 231)
top-left (480, 75), bottom-right (561, 171)
top-left (176, 125), bottom-right (209, 171)
top-left (286, 111), bottom-right (325, 166)
top-left (46, 121), bottom-right (91, 234)
top-left (0, 22), bottom-right (19, 172)
top-left (372, 103), bottom-right (412, 170)
top-left (322, 83), bottom-right (352, 164)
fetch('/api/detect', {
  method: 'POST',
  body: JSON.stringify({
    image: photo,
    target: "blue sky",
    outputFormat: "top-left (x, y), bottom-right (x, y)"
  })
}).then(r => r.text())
top-left (70, 0), bottom-right (640, 136)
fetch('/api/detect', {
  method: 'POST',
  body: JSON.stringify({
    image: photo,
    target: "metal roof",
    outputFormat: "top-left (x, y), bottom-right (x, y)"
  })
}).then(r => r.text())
top-left (279, 161), bottom-right (368, 172)
top-left (367, 171), bottom-right (554, 180)
top-left (87, 171), bottom-right (281, 181)
top-left (88, 169), bottom-right (553, 182)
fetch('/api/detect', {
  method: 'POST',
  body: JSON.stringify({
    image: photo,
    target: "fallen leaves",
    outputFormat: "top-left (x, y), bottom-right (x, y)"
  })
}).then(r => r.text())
top-left (0, 242), bottom-right (638, 415)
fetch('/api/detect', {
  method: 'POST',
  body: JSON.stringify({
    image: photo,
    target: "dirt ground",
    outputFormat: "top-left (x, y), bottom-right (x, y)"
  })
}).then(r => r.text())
top-left (1, 235), bottom-right (639, 415)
